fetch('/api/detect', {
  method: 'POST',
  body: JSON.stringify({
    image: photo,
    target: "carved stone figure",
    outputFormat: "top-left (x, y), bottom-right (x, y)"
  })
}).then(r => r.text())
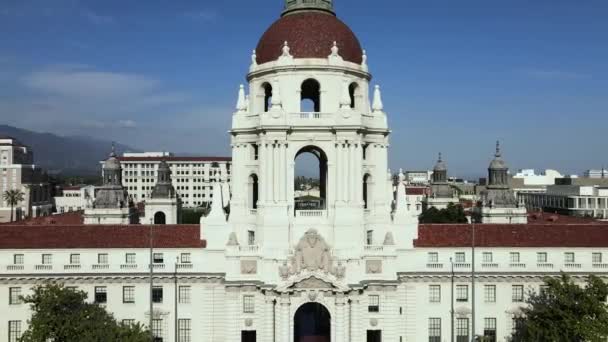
top-left (294, 229), bottom-right (332, 273)
top-left (241, 260), bottom-right (257, 274)
top-left (334, 261), bottom-right (346, 279)
top-left (366, 260), bottom-right (382, 274)
top-left (227, 232), bottom-right (239, 246)
top-left (281, 41), bottom-right (291, 57)
top-left (383, 232), bottom-right (395, 246)
top-left (279, 260), bottom-right (291, 280)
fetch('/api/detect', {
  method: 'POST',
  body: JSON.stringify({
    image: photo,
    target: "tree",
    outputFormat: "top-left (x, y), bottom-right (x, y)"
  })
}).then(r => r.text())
top-left (419, 203), bottom-right (468, 224)
top-left (20, 283), bottom-right (150, 342)
top-left (3, 189), bottom-right (24, 222)
top-left (511, 274), bottom-right (608, 342)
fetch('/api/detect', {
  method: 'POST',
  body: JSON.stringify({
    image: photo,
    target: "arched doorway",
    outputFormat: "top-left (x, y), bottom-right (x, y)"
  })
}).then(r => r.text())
top-left (295, 146), bottom-right (328, 212)
top-left (154, 211), bottom-right (166, 225)
top-left (294, 303), bottom-right (331, 342)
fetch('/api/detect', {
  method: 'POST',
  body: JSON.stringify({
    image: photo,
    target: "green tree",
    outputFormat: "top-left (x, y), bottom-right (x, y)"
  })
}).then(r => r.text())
top-left (3, 189), bottom-right (25, 222)
top-left (419, 203), bottom-right (468, 224)
top-left (20, 283), bottom-right (150, 342)
top-left (511, 274), bottom-right (608, 342)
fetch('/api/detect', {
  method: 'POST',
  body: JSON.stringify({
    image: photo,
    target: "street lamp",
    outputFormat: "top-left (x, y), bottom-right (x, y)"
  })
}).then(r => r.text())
top-left (149, 219), bottom-right (154, 342)
top-left (450, 257), bottom-right (455, 342)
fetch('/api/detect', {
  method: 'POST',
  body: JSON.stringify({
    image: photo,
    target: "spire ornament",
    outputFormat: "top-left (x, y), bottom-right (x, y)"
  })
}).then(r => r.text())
top-left (362, 49), bottom-right (368, 71)
top-left (236, 84), bottom-right (247, 112)
top-left (372, 85), bottom-right (384, 112)
top-left (340, 79), bottom-right (351, 109)
top-left (282, 41), bottom-right (292, 58)
top-left (495, 140), bottom-right (501, 157)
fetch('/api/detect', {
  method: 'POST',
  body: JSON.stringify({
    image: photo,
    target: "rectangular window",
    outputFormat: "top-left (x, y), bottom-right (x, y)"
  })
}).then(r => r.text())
top-left (484, 285), bottom-right (496, 303)
top-left (122, 319), bottom-right (135, 326)
top-left (456, 318), bottom-right (469, 342)
top-left (428, 252), bottom-right (439, 263)
top-left (482, 252), bottom-right (493, 263)
top-left (366, 230), bottom-right (374, 245)
top-left (248, 231), bottom-right (256, 246)
top-left (510, 252), bottom-right (520, 263)
top-left (8, 320), bottom-right (21, 342)
top-left (126, 253), bottom-right (136, 264)
top-left (429, 285), bottom-right (441, 303)
top-left (537, 252), bottom-right (547, 263)
top-left (512, 285), bottom-right (524, 302)
top-left (152, 286), bottom-right (163, 303)
top-left (180, 253), bottom-right (191, 264)
top-left (9, 287), bottom-right (22, 305)
top-left (95, 286), bottom-right (107, 304)
top-left (593, 252), bottom-right (602, 264)
top-left (70, 254), bottom-right (80, 264)
top-left (428, 318), bottom-right (441, 342)
top-left (153, 253), bottom-right (164, 264)
top-left (455, 252), bottom-right (465, 263)
top-left (456, 285), bottom-right (468, 302)
top-left (123, 286), bottom-right (135, 303)
top-left (42, 254), bottom-right (52, 264)
top-left (368, 295), bottom-right (380, 312)
top-left (564, 252), bottom-right (575, 263)
top-left (178, 319), bottom-right (191, 342)
top-left (98, 253), bottom-right (108, 264)
top-left (13, 254), bottom-right (24, 265)
top-left (179, 286), bottom-right (191, 304)
top-left (243, 295), bottom-right (255, 313)
top-left (483, 318), bottom-right (497, 342)
top-left (152, 319), bottom-right (163, 341)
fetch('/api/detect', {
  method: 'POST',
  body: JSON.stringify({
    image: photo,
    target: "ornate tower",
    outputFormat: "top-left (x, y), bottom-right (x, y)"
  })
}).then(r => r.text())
top-left (432, 153), bottom-right (447, 183)
top-left (425, 153), bottom-right (458, 210)
top-left (145, 160), bottom-right (181, 224)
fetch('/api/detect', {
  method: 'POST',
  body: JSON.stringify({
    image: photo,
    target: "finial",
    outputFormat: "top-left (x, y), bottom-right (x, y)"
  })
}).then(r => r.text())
top-left (251, 49), bottom-right (257, 66)
top-left (372, 85), bottom-right (384, 112)
top-left (438, 152), bottom-right (443, 162)
top-left (236, 84), bottom-right (247, 112)
top-left (110, 142), bottom-right (116, 157)
top-left (331, 41), bottom-right (339, 56)
top-left (282, 41), bottom-right (291, 57)
top-left (495, 140), bottom-right (501, 157)
top-left (362, 49), bottom-right (368, 71)
top-left (340, 79), bottom-right (351, 109)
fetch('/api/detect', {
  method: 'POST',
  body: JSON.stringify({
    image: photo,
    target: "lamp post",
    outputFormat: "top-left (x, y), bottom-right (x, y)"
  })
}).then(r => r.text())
top-left (471, 222), bottom-right (476, 342)
top-left (175, 256), bottom-right (179, 342)
top-left (149, 219), bottom-right (154, 342)
top-left (450, 257), bottom-right (455, 342)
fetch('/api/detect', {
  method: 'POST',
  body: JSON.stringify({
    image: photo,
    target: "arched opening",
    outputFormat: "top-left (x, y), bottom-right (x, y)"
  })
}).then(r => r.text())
top-left (295, 146), bottom-right (328, 212)
top-left (363, 174), bottom-right (372, 209)
top-left (301, 79), bottom-right (321, 112)
top-left (248, 174), bottom-right (259, 210)
top-left (154, 211), bottom-right (166, 225)
top-left (262, 82), bottom-right (273, 112)
top-left (349, 82), bottom-right (359, 109)
top-left (294, 302), bottom-right (331, 342)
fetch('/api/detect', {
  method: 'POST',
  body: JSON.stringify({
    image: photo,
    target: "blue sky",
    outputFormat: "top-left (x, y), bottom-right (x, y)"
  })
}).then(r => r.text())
top-left (1, 0), bottom-right (607, 178)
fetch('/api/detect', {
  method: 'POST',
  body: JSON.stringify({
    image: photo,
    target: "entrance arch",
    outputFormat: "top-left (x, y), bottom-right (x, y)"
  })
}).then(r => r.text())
top-left (294, 302), bottom-right (331, 342)
top-left (294, 146), bottom-right (328, 211)
top-left (154, 211), bottom-right (166, 225)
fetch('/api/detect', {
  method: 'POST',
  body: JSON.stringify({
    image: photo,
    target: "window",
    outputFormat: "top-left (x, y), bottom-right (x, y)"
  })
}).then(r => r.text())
top-left (512, 317), bottom-right (524, 335)
top-left (98, 253), bottom-right (108, 264)
top-left (366, 230), bottom-right (373, 245)
top-left (70, 254), bottom-right (80, 264)
top-left (126, 253), bottom-right (136, 264)
top-left (243, 295), bottom-right (255, 313)
top-left (429, 285), bottom-right (441, 303)
top-left (483, 318), bottom-right (497, 342)
top-left (510, 252), bottom-right (520, 263)
top-left (179, 286), bottom-right (191, 304)
top-left (428, 252), bottom-right (439, 263)
top-left (153, 253), bottom-right (164, 264)
top-left (428, 318), bottom-right (441, 342)
top-left (484, 285), bottom-right (496, 303)
top-left (8, 320), bottom-right (21, 342)
top-left (456, 285), bottom-right (468, 302)
top-left (456, 318), bottom-right (469, 342)
top-left (152, 319), bottom-right (163, 341)
top-left (368, 295), bottom-right (380, 312)
top-left (95, 286), bottom-right (107, 304)
top-left (248, 231), bottom-right (256, 246)
top-left (482, 252), bottom-right (493, 263)
top-left (122, 319), bottom-right (135, 326)
top-left (42, 254), bottom-right (52, 264)
top-left (564, 252), bottom-right (575, 263)
top-left (455, 252), bottom-right (465, 263)
top-left (180, 253), bottom-right (191, 264)
top-left (123, 286), bottom-right (135, 303)
top-left (178, 319), bottom-right (191, 342)
top-left (593, 252), bottom-right (602, 264)
top-left (13, 254), bottom-right (24, 265)
top-left (9, 287), bottom-right (22, 305)
top-left (537, 252), bottom-right (547, 263)
top-left (152, 286), bottom-right (163, 303)
top-left (512, 285), bottom-right (524, 302)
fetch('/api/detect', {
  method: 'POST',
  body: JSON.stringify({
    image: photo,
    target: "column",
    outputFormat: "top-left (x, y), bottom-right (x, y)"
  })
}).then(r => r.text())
top-left (341, 142), bottom-right (348, 203)
top-left (350, 295), bottom-right (362, 342)
top-left (278, 295), bottom-right (290, 342)
top-left (355, 143), bottom-right (363, 205)
top-left (265, 296), bottom-right (275, 342)
top-left (335, 294), bottom-right (347, 342)
top-left (266, 142), bottom-right (274, 203)
top-left (259, 142), bottom-right (267, 204)
top-left (280, 143), bottom-right (287, 202)
top-left (349, 143), bottom-right (356, 203)
top-left (335, 143), bottom-right (342, 202)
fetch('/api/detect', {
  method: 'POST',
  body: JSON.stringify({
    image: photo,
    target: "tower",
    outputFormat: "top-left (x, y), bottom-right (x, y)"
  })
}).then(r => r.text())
top-left (425, 153), bottom-right (458, 210)
top-left (144, 159), bottom-right (181, 224)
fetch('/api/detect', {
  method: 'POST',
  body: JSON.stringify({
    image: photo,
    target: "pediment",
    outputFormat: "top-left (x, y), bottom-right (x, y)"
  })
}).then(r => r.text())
top-left (276, 272), bottom-right (350, 293)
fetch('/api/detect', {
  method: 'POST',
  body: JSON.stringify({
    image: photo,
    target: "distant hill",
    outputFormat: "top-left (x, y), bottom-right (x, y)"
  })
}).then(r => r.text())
top-left (0, 125), bottom-right (139, 175)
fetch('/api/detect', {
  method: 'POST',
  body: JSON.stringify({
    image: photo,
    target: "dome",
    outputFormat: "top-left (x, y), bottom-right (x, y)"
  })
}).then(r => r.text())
top-left (255, 11), bottom-right (363, 65)
top-left (103, 144), bottom-right (121, 170)
top-left (433, 153), bottom-right (447, 172)
top-left (489, 141), bottom-right (508, 170)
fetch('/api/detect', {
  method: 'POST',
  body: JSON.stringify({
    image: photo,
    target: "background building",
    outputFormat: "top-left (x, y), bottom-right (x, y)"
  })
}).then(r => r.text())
top-left (0, 136), bottom-right (52, 222)
top-left (521, 185), bottom-right (608, 219)
top-left (53, 185), bottom-right (95, 214)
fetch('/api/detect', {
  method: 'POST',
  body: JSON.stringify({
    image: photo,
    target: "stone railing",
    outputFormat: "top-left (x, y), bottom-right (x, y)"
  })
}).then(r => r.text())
top-left (249, 209), bottom-right (257, 216)
top-left (426, 263), bottom-right (444, 269)
top-left (64, 264), bottom-right (81, 270)
top-left (6, 265), bottom-right (24, 271)
top-left (291, 112), bottom-right (328, 119)
top-left (364, 246), bottom-right (384, 253)
top-left (593, 263), bottom-right (608, 269)
top-left (176, 263), bottom-right (193, 270)
top-left (120, 264), bottom-right (138, 270)
top-left (239, 245), bottom-right (260, 254)
top-left (564, 263), bottom-right (582, 269)
top-left (482, 263), bottom-right (499, 268)
top-left (537, 263), bottom-right (554, 269)
top-left (296, 210), bottom-right (326, 218)
top-left (454, 263), bottom-right (471, 268)
top-left (150, 264), bottom-right (165, 270)
top-left (92, 264), bottom-right (110, 270)
top-left (509, 263), bottom-right (526, 268)
top-left (35, 265), bottom-right (52, 271)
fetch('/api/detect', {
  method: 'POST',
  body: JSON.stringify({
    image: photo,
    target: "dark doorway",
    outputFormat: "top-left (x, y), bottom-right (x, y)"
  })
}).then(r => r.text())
top-left (367, 330), bottom-right (382, 342)
top-left (294, 303), bottom-right (331, 342)
top-left (154, 211), bottom-right (166, 225)
top-left (241, 331), bottom-right (256, 342)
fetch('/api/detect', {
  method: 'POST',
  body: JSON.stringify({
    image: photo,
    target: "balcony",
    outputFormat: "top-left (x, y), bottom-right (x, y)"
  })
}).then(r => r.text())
top-left (35, 265), bottom-right (52, 271)
top-left (454, 263), bottom-right (471, 268)
top-left (249, 209), bottom-right (257, 216)
top-left (6, 265), bottom-right (24, 271)
top-left (564, 263), bottom-right (582, 269)
top-left (482, 263), bottom-right (499, 268)
top-left (176, 263), bottom-right (193, 270)
top-left (239, 245), bottom-right (260, 254)
top-left (64, 264), bottom-right (81, 270)
top-left (120, 264), bottom-right (137, 270)
top-left (296, 210), bottom-right (326, 218)
top-left (537, 263), bottom-right (553, 269)
top-left (593, 263), bottom-right (608, 269)
top-left (93, 264), bottom-right (110, 270)
top-left (149, 264), bottom-right (165, 270)
top-left (426, 263), bottom-right (444, 269)
top-left (509, 263), bottom-right (526, 268)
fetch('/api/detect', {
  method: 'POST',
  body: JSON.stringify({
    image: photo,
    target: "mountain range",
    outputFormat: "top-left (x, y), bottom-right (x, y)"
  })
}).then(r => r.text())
top-left (0, 125), bottom-right (139, 175)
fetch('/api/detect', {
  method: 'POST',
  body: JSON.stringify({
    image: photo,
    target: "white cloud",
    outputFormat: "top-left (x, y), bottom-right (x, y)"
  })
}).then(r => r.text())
top-left (117, 120), bottom-right (137, 128)
top-left (523, 69), bottom-right (590, 80)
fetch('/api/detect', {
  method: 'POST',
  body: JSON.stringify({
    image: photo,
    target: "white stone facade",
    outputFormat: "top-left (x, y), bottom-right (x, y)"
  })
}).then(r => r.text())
top-left (53, 185), bottom-right (95, 214)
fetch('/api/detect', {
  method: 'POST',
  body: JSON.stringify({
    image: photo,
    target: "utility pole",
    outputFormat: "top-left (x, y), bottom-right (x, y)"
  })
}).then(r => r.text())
top-left (149, 220), bottom-right (154, 342)
top-left (175, 256), bottom-right (179, 342)
top-left (471, 222), bottom-right (476, 342)
top-left (450, 257), bottom-right (455, 342)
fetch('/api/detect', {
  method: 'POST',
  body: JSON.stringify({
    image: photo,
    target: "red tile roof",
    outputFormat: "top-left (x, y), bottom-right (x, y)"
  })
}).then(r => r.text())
top-left (406, 187), bottom-right (428, 195)
top-left (415, 224), bottom-right (608, 248)
top-left (118, 156), bottom-right (231, 162)
top-left (0, 225), bottom-right (205, 249)
top-left (527, 211), bottom-right (601, 224)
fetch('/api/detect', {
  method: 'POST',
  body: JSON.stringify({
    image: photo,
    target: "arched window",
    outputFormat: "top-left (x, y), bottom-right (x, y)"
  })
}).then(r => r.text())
top-left (349, 82), bottom-right (359, 109)
top-left (294, 146), bottom-right (328, 213)
top-left (300, 79), bottom-right (321, 112)
top-left (262, 82), bottom-right (273, 112)
top-left (249, 174), bottom-right (259, 209)
top-left (154, 211), bottom-right (166, 225)
top-left (363, 174), bottom-right (372, 209)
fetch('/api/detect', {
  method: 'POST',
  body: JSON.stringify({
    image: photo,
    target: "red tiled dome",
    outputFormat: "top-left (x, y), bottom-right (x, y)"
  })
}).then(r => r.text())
top-left (256, 12), bottom-right (363, 65)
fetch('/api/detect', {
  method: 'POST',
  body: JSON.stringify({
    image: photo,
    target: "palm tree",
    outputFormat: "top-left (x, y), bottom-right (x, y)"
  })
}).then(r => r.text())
top-left (3, 189), bottom-right (25, 223)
